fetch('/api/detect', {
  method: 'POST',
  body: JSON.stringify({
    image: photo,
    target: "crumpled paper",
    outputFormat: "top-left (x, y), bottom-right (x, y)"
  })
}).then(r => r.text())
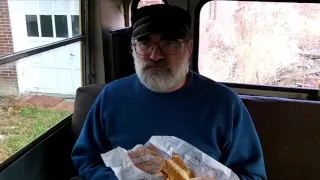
top-left (101, 136), bottom-right (240, 180)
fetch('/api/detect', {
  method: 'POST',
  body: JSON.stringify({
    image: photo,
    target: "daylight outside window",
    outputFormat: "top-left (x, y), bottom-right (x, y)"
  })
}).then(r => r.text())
top-left (0, 0), bottom-right (81, 164)
top-left (199, 1), bottom-right (320, 89)
top-left (138, 0), bottom-right (165, 9)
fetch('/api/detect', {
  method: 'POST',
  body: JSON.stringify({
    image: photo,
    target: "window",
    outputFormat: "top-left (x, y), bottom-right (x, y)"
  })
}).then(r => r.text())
top-left (54, 15), bottom-right (68, 38)
top-left (25, 15), bottom-right (80, 38)
top-left (0, 42), bottom-right (81, 163)
top-left (138, 0), bottom-right (165, 9)
top-left (71, 15), bottom-right (80, 36)
top-left (199, 1), bottom-right (320, 89)
top-left (0, 0), bottom-right (82, 165)
top-left (40, 15), bottom-right (54, 37)
top-left (25, 15), bottom-right (39, 37)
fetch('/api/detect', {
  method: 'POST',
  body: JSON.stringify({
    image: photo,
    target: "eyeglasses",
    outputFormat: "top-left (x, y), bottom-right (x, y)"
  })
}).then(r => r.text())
top-left (132, 40), bottom-right (187, 55)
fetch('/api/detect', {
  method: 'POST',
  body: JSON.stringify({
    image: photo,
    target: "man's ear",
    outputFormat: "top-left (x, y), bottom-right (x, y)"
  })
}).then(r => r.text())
top-left (187, 40), bottom-right (194, 57)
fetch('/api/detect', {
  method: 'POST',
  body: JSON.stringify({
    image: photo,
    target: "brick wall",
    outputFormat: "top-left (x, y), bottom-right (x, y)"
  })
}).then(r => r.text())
top-left (0, 0), bottom-right (13, 55)
top-left (0, 0), bottom-right (18, 96)
top-left (0, 61), bottom-right (18, 95)
top-left (138, 0), bottom-right (164, 8)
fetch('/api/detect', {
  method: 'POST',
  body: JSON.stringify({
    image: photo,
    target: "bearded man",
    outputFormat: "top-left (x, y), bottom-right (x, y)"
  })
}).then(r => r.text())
top-left (71, 4), bottom-right (267, 180)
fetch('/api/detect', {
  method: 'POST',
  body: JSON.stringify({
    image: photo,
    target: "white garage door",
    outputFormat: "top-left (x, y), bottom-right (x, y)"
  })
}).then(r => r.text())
top-left (16, 42), bottom-right (82, 96)
top-left (9, 0), bottom-right (82, 96)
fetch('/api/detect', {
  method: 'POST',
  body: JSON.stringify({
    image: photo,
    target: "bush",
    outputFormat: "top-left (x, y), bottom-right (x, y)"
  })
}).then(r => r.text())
top-left (199, 1), bottom-right (320, 88)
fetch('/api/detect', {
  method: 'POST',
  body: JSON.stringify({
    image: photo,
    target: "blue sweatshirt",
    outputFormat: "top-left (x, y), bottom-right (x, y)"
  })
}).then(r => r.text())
top-left (71, 71), bottom-right (267, 180)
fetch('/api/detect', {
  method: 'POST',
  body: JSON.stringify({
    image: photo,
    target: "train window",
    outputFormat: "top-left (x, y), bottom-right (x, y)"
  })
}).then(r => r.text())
top-left (138, 0), bottom-right (165, 9)
top-left (0, 0), bottom-right (82, 164)
top-left (54, 15), bottom-right (69, 38)
top-left (199, 1), bottom-right (320, 89)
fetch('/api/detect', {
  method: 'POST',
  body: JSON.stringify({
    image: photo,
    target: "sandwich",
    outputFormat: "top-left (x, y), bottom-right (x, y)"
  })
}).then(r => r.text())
top-left (158, 152), bottom-right (194, 180)
top-left (128, 146), bottom-right (164, 174)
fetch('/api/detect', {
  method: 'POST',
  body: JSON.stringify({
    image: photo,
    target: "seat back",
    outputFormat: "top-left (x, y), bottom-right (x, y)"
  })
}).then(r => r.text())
top-left (110, 27), bottom-right (135, 80)
top-left (241, 95), bottom-right (320, 180)
top-left (71, 84), bottom-right (105, 140)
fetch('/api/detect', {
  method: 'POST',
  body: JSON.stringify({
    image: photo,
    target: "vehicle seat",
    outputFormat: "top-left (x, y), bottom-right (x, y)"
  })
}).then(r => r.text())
top-left (241, 95), bottom-right (320, 180)
top-left (71, 84), bottom-right (106, 140)
top-left (70, 84), bottom-right (320, 180)
top-left (69, 84), bottom-right (105, 180)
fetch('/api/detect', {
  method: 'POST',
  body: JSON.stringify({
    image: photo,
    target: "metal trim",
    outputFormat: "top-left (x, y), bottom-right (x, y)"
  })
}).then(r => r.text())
top-left (223, 82), bottom-right (318, 94)
top-left (81, 0), bottom-right (91, 86)
top-left (0, 35), bottom-right (85, 66)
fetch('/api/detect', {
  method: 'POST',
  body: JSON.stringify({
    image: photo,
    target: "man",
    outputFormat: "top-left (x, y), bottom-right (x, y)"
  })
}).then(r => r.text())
top-left (71, 4), bottom-right (267, 180)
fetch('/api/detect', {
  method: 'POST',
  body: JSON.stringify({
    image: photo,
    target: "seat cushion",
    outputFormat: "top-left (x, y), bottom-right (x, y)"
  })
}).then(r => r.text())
top-left (241, 95), bottom-right (320, 180)
top-left (71, 84), bottom-right (105, 140)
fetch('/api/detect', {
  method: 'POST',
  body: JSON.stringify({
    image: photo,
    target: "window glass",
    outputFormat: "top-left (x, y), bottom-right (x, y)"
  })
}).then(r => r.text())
top-left (0, 0), bottom-right (82, 165)
top-left (71, 15), bottom-right (80, 36)
top-left (138, 0), bottom-right (164, 9)
top-left (54, 15), bottom-right (68, 38)
top-left (40, 15), bottom-right (54, 37)
top-left (25, 15), bottom-right (39, 37)
top-left (5, 0), bottom-right (80, 54)
top-left (0, 41), bottom-right (81, 164)
top-left (199, 1), bottom-right (320, 89)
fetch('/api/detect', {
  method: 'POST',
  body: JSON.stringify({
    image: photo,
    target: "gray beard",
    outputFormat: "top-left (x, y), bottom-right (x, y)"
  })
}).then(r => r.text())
top-left (134, 57), bottom-right (190, 92)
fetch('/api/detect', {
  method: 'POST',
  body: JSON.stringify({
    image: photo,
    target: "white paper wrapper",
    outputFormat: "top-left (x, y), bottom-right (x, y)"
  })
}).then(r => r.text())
top-left (101, 136), bottom-right (240, 180)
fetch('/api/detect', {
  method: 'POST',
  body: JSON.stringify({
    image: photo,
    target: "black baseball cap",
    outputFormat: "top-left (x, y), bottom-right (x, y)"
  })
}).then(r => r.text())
top-left (131, 4), bottom-right (191, 39)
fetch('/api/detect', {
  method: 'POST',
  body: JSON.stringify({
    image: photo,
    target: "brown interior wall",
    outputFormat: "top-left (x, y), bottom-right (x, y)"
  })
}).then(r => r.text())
top-left (99, 0), bottom-right (125, 83)
top-left (88, 0), bottom-right (104, 84)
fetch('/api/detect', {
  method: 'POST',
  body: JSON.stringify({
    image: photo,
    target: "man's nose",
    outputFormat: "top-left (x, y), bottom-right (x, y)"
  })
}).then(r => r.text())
top-left (149, 45), bottom-right (164, 61)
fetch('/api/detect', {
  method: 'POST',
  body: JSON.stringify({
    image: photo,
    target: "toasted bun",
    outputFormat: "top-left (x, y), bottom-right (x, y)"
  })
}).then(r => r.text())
top-left (158, 152), bottom-right (193, 180)
top-left (172, 153), bottom-right (191, 172)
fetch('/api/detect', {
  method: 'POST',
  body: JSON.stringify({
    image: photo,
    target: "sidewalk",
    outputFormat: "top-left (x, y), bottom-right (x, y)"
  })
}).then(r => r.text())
top-left (15, 94), bottom-right (74, 112)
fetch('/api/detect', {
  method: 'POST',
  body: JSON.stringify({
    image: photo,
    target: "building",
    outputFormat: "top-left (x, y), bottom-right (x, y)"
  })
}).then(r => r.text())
top-left (0, 0), bottom-right (81, 96)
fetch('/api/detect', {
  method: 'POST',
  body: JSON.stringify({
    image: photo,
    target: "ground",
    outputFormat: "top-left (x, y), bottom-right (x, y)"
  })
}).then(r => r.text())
top-left (0, 94), bottom-right (74, 164)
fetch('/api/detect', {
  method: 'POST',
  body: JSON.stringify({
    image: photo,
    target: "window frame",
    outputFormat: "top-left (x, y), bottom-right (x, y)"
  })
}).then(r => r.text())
top-left (0, 35), bottom-right (84, 65)
top-left (193, 0), bottom-right (320, 101)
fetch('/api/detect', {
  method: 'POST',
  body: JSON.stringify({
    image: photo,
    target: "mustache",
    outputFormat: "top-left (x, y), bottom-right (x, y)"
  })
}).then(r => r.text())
top-left (142, 60), bottom-right (170, 69)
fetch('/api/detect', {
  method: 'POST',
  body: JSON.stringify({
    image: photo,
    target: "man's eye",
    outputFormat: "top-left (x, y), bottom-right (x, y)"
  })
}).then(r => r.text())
top-left (163, 41), bottom-right (178, 48)
top-left (138, 41), bottom-right (150, 48)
